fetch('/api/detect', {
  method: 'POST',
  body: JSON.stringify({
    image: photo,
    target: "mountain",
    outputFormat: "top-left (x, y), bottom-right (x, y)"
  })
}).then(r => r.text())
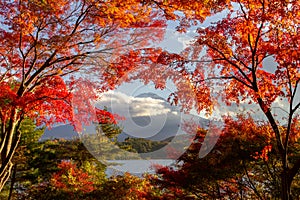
top-left (117, 92), bottom-right (209, 141)
top-left (40, 124), bottom-right (78, 141)
top-left (40, 92), bottom-right (209, 142)
top-left (117, 112), bottom-right (208, 141)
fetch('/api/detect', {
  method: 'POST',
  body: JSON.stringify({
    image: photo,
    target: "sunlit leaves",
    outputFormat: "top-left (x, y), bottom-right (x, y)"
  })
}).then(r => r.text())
top-left (51, 160), bottom-right (95, 194)
top-left (146, 0), bottom-right (232, 32)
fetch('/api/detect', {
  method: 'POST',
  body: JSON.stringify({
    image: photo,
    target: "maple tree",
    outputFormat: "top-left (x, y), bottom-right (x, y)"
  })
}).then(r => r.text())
top-left (153, 116), bottom-right (300, 199)
top-left (138, 0), bottom-right (299, 199)
top-left (0, 0), bottom-right (169, 191)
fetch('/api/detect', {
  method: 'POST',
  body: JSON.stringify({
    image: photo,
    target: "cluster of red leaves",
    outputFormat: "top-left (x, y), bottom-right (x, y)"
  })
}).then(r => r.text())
top-left (95, 108), bottom-right (124, 125)
top-left (102, 172), bottom-right (162, 200)
top-left (101, 48), bottom-right (163, 87)
top-left (252, 145), bottom-right (272, 161)
top-left (222, 115), bottom-right (274, 161)
top-left (68, 78), bottom-right (125, 131)
top-left (51, 160), bottom-right (95, 194)
top-left (145, 0), bottom-right (231, 32)
top-left (152, 115), bottom-right (280, 198)
top-left (0, 82), bottom-right (18, 122)
top-left (0, 76), bottom-right (73, 127)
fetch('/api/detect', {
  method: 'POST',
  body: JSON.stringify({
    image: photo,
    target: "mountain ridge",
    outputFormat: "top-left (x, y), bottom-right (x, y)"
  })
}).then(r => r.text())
top-left (40, 92), bottom-right (209, 141)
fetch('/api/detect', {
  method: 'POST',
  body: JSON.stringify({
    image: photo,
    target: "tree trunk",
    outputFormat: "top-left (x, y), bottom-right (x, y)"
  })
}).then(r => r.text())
top-left (0, 161), bottom-right (13, 192)
top-left (8, 164), bottom-right (17, 200)
top-left (281, 168), bottom-right (291, 200)
top-left (256, 98), bottom-right (294, 200)
top-left (0, 119), bottom-right (21, 192)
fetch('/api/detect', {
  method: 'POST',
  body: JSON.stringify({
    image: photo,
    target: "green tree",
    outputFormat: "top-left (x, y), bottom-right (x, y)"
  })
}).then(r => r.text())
top-left (1, 119), bottom-right (44, 199)
top-left (9, 139), bottom-right (105, 199)
top-left (117, 137), bottom-right (169, 155)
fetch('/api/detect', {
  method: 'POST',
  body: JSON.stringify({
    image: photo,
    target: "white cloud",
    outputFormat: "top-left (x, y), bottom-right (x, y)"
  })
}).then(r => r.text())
top-left (97, 91), bottom-right (173, 138)
top-left (172, 111), bottom-right (178, 115)
top-left (176, 30), bottom-right (197, 49)
top-left (177, 37), bottom-right (193, 50)
top-left (97, 91), bottom-right (171, 117)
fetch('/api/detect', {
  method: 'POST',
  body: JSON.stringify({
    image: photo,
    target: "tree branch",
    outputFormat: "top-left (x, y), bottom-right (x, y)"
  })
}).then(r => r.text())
top-left (206, 43), bottom-right (253, 86)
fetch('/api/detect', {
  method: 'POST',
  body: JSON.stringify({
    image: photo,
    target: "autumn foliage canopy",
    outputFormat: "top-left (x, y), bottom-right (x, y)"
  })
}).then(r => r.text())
top-left (0, 0), bottom-right (299, 199)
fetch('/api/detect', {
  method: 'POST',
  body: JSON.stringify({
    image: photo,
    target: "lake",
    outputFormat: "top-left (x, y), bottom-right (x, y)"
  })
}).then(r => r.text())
top-left (105, 159), bottom-right (175, 177)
